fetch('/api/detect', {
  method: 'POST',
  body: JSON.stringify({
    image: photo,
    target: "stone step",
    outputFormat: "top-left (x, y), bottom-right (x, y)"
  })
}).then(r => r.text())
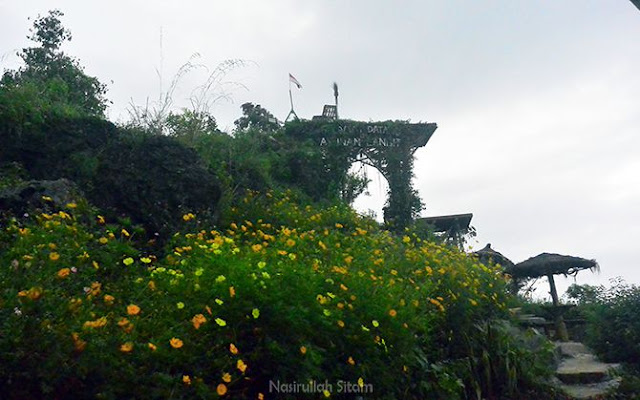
top-left (557, 378), bottom-right (622, 400)
top-left (556, 356), bottom-right (619, 384)
top-left (553, 341), bottom-right (621, 399)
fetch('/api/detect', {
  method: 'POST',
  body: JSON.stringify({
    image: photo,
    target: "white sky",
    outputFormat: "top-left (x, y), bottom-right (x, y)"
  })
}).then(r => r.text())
top-left (2, 1), bottom-right (639, 299)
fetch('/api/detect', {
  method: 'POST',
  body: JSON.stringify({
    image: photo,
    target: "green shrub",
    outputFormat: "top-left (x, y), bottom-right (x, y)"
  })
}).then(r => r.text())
top-left (569, 280), bottom-right (640, 366)
top-left (0, 192), bottom-right (545, 399)
top-left (91, 132), bottom-right (222, 238)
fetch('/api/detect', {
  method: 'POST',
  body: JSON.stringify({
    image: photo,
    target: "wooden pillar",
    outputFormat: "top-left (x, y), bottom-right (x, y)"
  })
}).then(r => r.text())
top-left (547, 273), bottom-right (569, 341)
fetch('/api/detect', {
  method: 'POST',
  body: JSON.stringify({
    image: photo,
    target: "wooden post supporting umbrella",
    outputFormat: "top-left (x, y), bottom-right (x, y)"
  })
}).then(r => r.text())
top-left (505, 253), bottom-right (599, 341)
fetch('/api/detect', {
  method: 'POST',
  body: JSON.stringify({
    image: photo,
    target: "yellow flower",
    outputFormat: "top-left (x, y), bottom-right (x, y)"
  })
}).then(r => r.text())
top-left (123, 257), bottom-right (134, 266)
top-left (83, 316), bottom-right (108, 329)
top-left (252, 308), bottom-right (260, 319)
top-left (215, 318), bottom-right (227, 327)
top-left (176, 302), bottom-right (185, 309)
top-left (372, 320), bottom-right (379, 328)
top-left (222, 372), bottom-right (232, 383)
top-left (121, 228), bottom-right (130, 237)
top-left (217, 383), bottom-right (228, 396)
top-left (182, 375), bottom-right (191, 385)
top-left (148, 342), bottom-right (157, 351)
top-left (192, 314), bottom-right (207, 329)
top-left (127, 304), bottom-right (141, 316)
top-left (237, 359), bottom-right (248, 373)
top-left (337, 320), bottom-right (345, 328)
top-left (57, 268), bottom-right (71, 279)
top-left (251, 244), bottom-right (263, 252)
top-left (358, 377), bottom-right (364, 388)
top-left (148, 280), bottom-right (156, 290)
top-left (300, 346), bottom-right (307, 355)
top-left (42, 195), bottom-right (53, 201)
top-left (140, 257), bottom-right (152, 264)
top-left (323, 390), bottom-right (331, 397)
top-left (49, 252), bottom-right (60, 261)
top-left (470, 299), bottom-right (478, 306)
top-left (97, 215), bottom-right (105, 224)
top-left (340, 284), bottom-right (349, 291)
top-left (230, 343), bottom-right (239, 354)
top-left (182, 213), bottom-right (195, 222)
top-left (258, 394), bottom-right (264, 400)
top-left (120, 342), bottom-right (134, 353)
top-left (170, 337), bottom-right (183, 349)
top-left (347, 356), bottom-right (355, 365)
top-left (402, 235), bottom-right (411, 243)
top-left (286, 239), bottom-right (296, 247)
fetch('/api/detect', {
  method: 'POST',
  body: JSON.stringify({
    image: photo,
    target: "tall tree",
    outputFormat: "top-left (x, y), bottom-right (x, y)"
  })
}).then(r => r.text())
top-left (1, 10), bottom-right (108, 117)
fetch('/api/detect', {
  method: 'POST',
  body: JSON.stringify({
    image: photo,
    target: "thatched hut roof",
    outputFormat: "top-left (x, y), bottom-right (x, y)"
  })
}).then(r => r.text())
top-left (473, 243), bottom-right (514, 268)
top-left (506, 253), bottom-right (599, 279)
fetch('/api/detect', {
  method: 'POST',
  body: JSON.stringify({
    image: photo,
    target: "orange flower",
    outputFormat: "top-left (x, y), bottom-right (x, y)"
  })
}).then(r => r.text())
top-left (148, 342), bottom-right (157, 351)
top-left (120, 342), bottom-right (134, 353)
top-left (170, 337), bottom-right (183, 349)
top-left (258, 393), bottom-right (264, 400)
top-left (217, 383), bottom-right (228, 396)
top-left (182, 375), bottom-right (191, 385)
top-left (389, 309), bottom-right (397, 317)
top-left (229, 286), bottom-right (236, 297)
top-left (229, 343), bottom-right (239, 355)
top-left (57, 268), bottom-right (70, 279)
top-left (300, 346), bottom-right (307, 355)
top-left (71, 332), bottom-right (87, 352)
top-left (191, 314), bottom-right (207, 329)
top-left (347, 356), bottom-right (355, 365)
top-left (49, 252), bottom-right (60, 261)
top-left (127, 304), bottom-right (141, 316)
top-left (103, 294), bottom-right (115, 305)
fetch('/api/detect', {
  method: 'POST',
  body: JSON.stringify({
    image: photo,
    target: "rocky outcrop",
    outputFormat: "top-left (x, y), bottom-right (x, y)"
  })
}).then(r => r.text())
top-left (0, 178), bottom-right (84, 215)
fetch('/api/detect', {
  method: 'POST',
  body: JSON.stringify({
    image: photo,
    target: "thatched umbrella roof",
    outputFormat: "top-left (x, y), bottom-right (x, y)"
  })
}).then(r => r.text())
top-left (506, 253), bottom-right (599, 279)
top-left (473, 243), bottom-right (514, 268)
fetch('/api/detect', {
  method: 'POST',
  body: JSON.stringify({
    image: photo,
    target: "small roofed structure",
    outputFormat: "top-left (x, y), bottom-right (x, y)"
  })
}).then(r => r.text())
top-left (506, 253), bottom-right (599, 341)
top-left (473, 243), bottom-right (514, 268)
top-left (415, 213), bottom-right (473, 248)
top-left (473, 244), bottom-right (518, 293)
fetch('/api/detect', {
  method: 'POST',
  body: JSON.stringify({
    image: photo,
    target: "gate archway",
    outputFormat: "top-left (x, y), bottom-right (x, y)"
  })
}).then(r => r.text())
top-left (284, 119), bottom-right (437, 229)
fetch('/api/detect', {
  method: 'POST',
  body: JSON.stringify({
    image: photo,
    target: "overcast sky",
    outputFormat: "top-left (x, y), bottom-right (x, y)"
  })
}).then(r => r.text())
top-left (2, 1), bottom-right (639, 299)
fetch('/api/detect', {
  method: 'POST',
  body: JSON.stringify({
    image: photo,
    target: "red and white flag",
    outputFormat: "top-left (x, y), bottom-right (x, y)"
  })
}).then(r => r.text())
top-left (289, 73), bottom-right (302, 89)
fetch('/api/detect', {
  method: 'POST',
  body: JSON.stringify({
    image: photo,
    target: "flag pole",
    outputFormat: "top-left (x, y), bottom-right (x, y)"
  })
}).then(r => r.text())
top-left (286, 74), bottom-right (299, 122)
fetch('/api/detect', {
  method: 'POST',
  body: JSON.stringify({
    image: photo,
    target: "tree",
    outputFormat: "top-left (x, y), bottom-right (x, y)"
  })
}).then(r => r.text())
top-left (1, 10), bottom-right (108, 117)
top-left (234, 102), bottom-right (280, 132)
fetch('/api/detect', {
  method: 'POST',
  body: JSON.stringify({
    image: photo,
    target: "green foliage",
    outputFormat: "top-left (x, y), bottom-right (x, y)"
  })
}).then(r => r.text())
top-left (0, 10), bottom-right (108, 119)
top-left (567, 279), bottom-right (640, 366)
top-left (234, 102), bottom-right (280, 132)
top-left (0, 191), bottom-right (552, 399)
top-left (91, 132), bottom-right (222, 237)
top-left (0, 114), bottom-right (222, 241)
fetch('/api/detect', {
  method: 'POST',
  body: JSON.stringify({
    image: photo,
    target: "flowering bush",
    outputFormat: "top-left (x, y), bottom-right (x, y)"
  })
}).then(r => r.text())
top-left (0, 191), bottom-right (552, 399)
